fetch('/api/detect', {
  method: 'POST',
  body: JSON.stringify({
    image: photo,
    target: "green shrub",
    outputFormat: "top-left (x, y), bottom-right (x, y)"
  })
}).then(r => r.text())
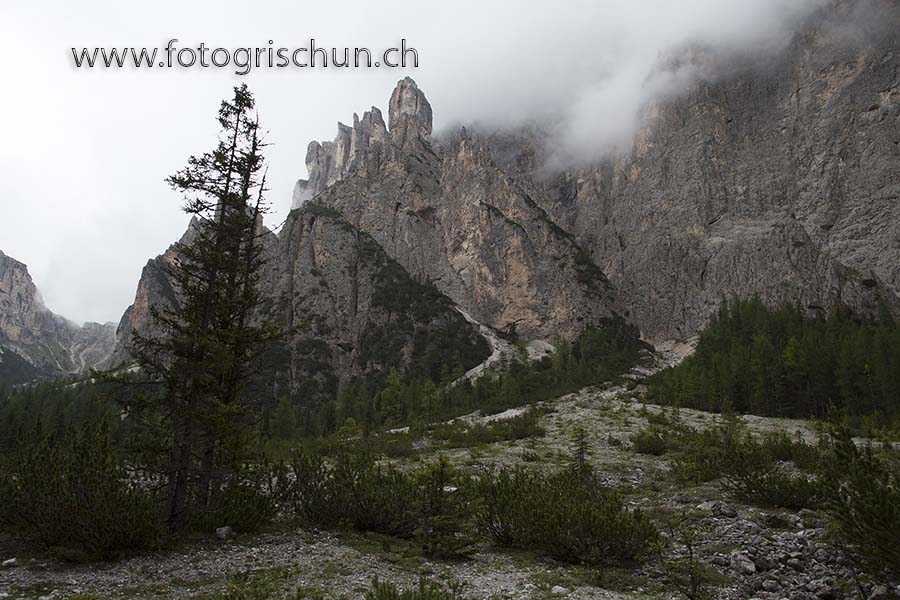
top-left (339, 457), bottom-right (419, 539)
top-left (630, 427), bottom-right (670, 456)
top-left (645, 410), bottom-right (675, 427)
top-left (698, 430), bottom-right (823, 509)
top-left (287, 451), bottom-right (475, 557)
top-left (219, 573), bottom-right (280, 600)
top-left (669, 428), bottom-right (738, 484)
top-left (657, 516), bottom-right (727, 600)
top-left (436, 421), bottom-right (498, 448)
top-left (665, 423), bottom-right (824, 509)
top-left (366, 431), bottom-right (419, 458)
top-left (489, 410), bottom-right (546, 441)
top-left (477, 466), bottom-right (658, 565)
top-left (286, 447), bottom-right (337, 525)
top-left (425, 410), bottom-right (546, 450)
top-left (1, 420), bottom-right (165, 560)
top-left (821, 429), bottom-right (900, 580)
top-left (287, 450), bottom-right (418, 539)
top-left (364, 577), bottom-right (467, 600)
top-left (723, 463), bottom-right (822, 509)
top-left (189, 464), bottom-right (287, 534)
top-left (758, 431), bottom-right (822, 471)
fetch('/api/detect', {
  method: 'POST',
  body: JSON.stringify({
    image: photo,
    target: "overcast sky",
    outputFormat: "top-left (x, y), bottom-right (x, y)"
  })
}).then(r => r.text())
top-left (0, 0), bottom-right (827, 325)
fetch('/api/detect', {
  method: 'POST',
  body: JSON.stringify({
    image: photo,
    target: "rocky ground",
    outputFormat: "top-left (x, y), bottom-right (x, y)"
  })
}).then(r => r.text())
top-left (1, 348), bottom-right (898, 600)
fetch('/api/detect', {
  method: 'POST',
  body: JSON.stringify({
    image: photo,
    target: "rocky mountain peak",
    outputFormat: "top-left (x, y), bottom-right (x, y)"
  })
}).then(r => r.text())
top-left (292, 78), bottom-right (432, 209)
top-left (300, 80), bottom-right (618, 341)
top-left (0, 249), bottom-right (116, 380)
top-left (0, 249), bottom-right (46, 345)
top-left (388, 76), bottom-right (432, 146)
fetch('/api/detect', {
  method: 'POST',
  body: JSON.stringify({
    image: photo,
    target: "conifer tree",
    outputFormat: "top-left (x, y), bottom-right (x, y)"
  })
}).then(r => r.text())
top-left (129, 84), bottom-right (280, 528)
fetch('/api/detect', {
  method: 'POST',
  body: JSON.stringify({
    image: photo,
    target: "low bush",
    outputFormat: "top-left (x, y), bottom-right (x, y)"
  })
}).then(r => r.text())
top-left (288, 450), bottom-right (418, 538)
top-left (366, 432), bottom-right (419, 459)
top-left (286, 447), bottom-right (338, 525)
top-left (657, 516), bottom-right (728, 600)
top-left (723, 463), bottom-right (822, 510)
top-left (426, 410), bottom-right (546, 450)
top-left (669, 427), bottom-right (738, 484)
top-left (219, 573), bottom-right (280, 600)
top-left (189, 464), bottom-right (288, 534)
top-left (489, 410), bottom-right (546, 441)
top-left (716, 431), bottom-right (823, 509)
top-left (821, 429), bottom-right (900, 581)
top-left (476, 466), bottom-right (659, 565)
top-left (664, 422), bottom-right (824, 509)
top-left (630, 427), bottom-right (670, 456)
top-left (0, 420), bottom-right (165, 560)
top-left (430, 421), bottom-right (497, 448)
top-left (364, 577), bottom-right (467, 600)
top-left (286, 451), bottom-right (475, 556)
top-left (758, 431), bottom-right (823, 471)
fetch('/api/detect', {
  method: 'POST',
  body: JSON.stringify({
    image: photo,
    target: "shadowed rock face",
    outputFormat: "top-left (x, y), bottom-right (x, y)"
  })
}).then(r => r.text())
top-left (110, 207), bottom-right (490, 400)
top-left (0, 249), bottom-right (116, 379)
top-left (261, 205), bottom-right (489, 401)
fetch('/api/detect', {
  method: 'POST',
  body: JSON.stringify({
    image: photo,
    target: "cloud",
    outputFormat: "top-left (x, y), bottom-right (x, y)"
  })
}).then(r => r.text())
top-left (0, 0), bottom-right (841, 323)
top-left (411, 0), bottom-right (831, 162)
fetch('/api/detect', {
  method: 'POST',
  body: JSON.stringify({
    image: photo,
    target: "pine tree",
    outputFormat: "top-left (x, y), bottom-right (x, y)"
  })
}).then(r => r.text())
top-left (127, 85), bottom-right (281, 529)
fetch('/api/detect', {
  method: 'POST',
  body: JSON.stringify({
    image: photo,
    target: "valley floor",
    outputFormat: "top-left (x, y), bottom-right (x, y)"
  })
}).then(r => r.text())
top-left (0, 357), bottom-right (892, 600)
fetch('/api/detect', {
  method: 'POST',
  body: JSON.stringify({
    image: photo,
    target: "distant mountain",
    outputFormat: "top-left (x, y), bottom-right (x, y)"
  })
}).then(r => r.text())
top-left (0, 249), bottom-right (116, 387)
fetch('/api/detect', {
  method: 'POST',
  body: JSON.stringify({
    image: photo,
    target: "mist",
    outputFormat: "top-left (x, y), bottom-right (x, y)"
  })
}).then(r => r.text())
top-left (0, 0), bottom-right (836, 324)
top-left (419, 0), bottom-right (829, 162)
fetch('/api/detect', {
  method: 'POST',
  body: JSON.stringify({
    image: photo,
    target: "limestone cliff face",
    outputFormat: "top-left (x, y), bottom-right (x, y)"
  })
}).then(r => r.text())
top-left (296, 79), bottom-right (617, 341)
top-left (0, 249), bottom-right (116, 379)
top-left (480, 0), bottom-right (900, 339)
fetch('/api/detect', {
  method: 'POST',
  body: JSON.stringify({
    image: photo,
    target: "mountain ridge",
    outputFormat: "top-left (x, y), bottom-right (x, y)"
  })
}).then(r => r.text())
top-left (9, 0), bottom-right (899, 390)
top-left (0, 249), bottom-right (117, 384)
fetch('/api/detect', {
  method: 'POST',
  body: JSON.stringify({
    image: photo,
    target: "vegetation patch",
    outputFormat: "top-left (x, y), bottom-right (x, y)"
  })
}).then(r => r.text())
top-left (648, 297), bottom-right (900, 436)
top-left (476, 464), bottom-right (659, 565)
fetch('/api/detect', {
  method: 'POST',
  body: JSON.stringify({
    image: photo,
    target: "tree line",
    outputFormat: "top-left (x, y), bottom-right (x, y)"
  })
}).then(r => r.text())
top-left (648, 297), bottom-right (900, 431)
top-left (289, 317), bottom-right (649, 440)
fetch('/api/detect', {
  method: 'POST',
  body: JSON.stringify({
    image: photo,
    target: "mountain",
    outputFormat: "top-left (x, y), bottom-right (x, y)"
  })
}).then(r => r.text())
top-left (0, 249), bottom-right (116, 386)
top-left (111, 0), bottom-right (899, 395)
top-left (294, 78), bottom-right (618, 341)
top-left (288, 1), bottom-right (899, 344)
top-left (481, 0), bottom-right (900, 339)
top-left (262, 204), bottom-right (490, 402)
top-left (110, 206), bottom-right (491, 404)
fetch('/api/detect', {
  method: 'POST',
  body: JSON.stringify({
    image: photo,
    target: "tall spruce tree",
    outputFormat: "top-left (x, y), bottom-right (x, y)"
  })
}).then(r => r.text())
top-left (129, 84), bottom-right (280, 528)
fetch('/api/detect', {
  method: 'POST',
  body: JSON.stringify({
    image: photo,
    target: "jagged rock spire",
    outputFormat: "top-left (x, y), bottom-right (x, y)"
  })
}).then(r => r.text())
top-left (291, 78), bottom-right (432, 209)
top-left (388, 76), bottom-right (432, 147)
